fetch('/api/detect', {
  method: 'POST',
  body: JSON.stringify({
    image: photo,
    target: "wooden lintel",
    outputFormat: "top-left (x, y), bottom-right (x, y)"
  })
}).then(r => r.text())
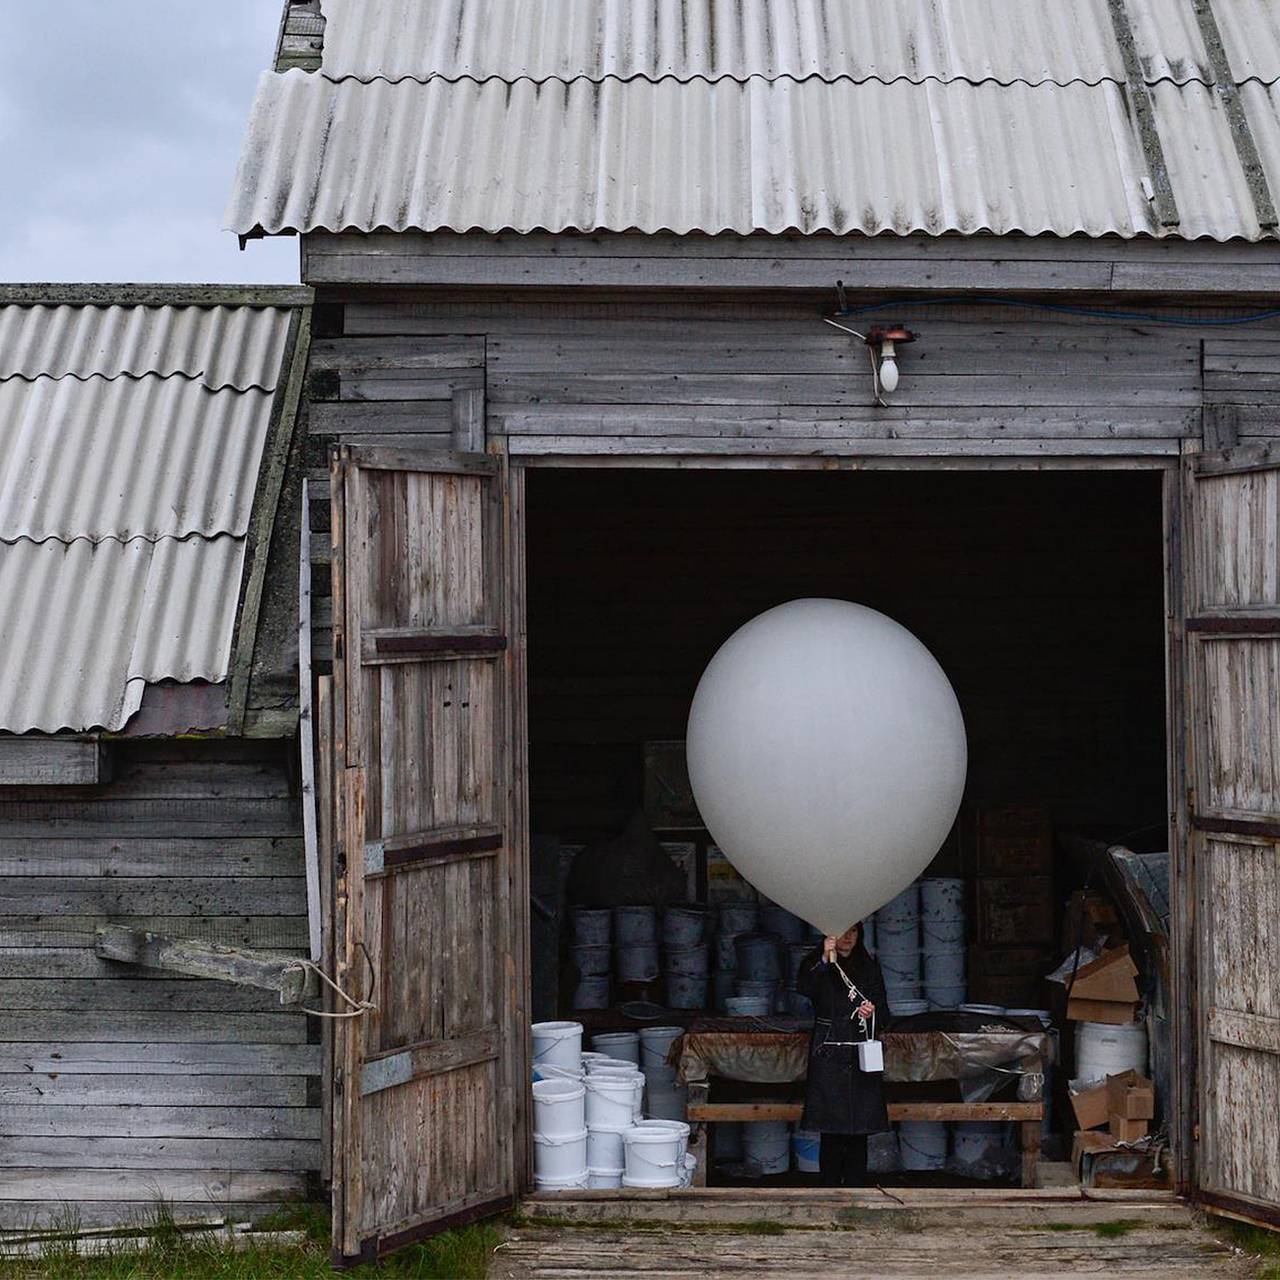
top-left (94, 925), bottom-right (318, 1007)
top-left (0, 738), bottom-right (104, 785)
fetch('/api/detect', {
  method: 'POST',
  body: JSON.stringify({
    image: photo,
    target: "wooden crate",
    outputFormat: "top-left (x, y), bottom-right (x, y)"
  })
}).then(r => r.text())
top-left (975, 876), bottom-right (1054, 946)
top-left (969, 806), bottom-right (1053, 876)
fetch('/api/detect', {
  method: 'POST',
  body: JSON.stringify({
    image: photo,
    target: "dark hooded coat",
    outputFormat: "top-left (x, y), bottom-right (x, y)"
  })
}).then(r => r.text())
top-left (796, 944), bottom-right (891, 1135)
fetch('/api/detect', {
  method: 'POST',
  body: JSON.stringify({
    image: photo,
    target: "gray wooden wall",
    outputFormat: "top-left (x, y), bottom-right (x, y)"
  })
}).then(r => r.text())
top-left (0, 740), bottom-right (319, 1229)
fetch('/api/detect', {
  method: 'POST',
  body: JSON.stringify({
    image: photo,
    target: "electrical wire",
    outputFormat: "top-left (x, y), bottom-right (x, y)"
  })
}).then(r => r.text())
top-left (830, 294), bottom-right (1280, 328)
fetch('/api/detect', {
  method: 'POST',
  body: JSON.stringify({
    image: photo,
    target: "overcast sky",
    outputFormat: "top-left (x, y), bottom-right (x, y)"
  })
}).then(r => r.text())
top-left (0, 1), bottom-right (297, 283)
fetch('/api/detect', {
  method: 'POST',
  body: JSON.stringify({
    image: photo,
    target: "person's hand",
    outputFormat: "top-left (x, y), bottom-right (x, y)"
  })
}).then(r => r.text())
top-left (857, 999), bottom-right (874, 1019)
top-left (823, 936), bottom-right (837, 964)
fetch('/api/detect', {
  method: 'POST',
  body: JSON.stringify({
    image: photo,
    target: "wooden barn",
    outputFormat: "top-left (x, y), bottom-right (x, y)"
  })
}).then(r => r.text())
top-left (8, 0), bottom-right (1280, 1264)
top-left (0, 285), bottom-right (319, 1228)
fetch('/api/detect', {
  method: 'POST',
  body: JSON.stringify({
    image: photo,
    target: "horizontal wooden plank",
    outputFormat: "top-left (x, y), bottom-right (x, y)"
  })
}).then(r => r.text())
top-left (0, 916), bottom-right (310, 950)
top-left (0, 1135), bottom-right (321, 1171)
top-left (0, 740), bottom-right (102, 785)
top-left (0, 1042), bottom-right (320, 1076)
top-left (0, 1105), bottom-right (321, 1139)
top-left (0, 1073), bottom-right (309, 1107)
top-left (1, 1011), bottom-right (309, 1044)
top-left (363, 627), bottom-right (507, 661)
top-left (686, 1101), bottom-right (1043, 1122)
top-left (0, 876), bottom-right (307, 916)
top-left (361, 1028), bottom-right (499, 1095)
top-left (0, 797), bottom-right (298, 837)
top-left (1191, 440), bottom-right (1280, 476)
top-left (311, 369), bottom-right (482, 403)
top-left (0, 1200), bottom-right (301, 1231)
top-left (0, 836), bottom-right (304, 878)
top-left (0, 1169), bottom-right (311, 1203)
top-left (308, 399), bottom-right (451, 435)
top-left (1209, 1008), bottom-right (1280, 1053)
top-left (509, 435), bottom-right (1182, 458)
top-left (366, 826), bottom-right (503, 875)
top-left (310, 336), bottom-right (484, 370)
top-left (0, 979), bottom-right (292, 1013)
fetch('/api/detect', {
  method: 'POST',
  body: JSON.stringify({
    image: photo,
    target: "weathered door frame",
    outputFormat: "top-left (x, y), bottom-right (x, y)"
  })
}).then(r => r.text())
top-left (511, 449), bottom-right (1194, 1197)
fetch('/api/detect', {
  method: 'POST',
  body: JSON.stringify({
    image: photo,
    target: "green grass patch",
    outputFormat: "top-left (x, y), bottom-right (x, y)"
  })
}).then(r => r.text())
top-left (1093, 1219), bottom-right (1142, 1239)
top-left (0, 1202), bottom-right (498, 1280)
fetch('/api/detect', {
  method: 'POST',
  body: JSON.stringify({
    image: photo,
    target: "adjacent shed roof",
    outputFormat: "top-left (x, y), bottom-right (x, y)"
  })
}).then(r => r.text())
top-left (0, 295), bottom-right (302, 734)
top-left (227, 0), bottom-right (1280, 241)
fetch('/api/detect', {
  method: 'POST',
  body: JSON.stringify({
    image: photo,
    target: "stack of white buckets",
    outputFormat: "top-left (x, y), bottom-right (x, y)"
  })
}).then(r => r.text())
top-left (530, 1020), bottom-right (694, 1191)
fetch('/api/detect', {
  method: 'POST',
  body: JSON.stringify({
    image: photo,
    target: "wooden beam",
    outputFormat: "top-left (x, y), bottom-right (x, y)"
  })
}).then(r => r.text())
top-left (299, 476), bottom-right (321, 963)
top-left (0, 738), bottom-right (104, 785)
top-left (685, 1101), bottom-right (1043, 1123)
top-left (93, 926), bottom-right (318, 1007)
top-left (226, 305), bottom-right (312, 735)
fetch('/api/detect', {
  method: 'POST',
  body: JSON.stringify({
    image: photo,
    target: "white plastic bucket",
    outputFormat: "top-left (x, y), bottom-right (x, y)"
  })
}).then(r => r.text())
top-left (714, 934), bottom-right (740, 969)
top-left (623, 1120), bottom-right (690, 1187)
top-left (873, 924), bottom-right (920, 957)
top-left (923, 946), bottom-right (965, 986)
top-left (960, 1003), bottom-right (1007, 1017)
top-left (952, 1121), bottom-right (1006, 1168)
top-left (587, 1124), bottom-right (627, 1170)
top-left (614, 905), bottom-right (658, 945)
top-left (726, 994), bottom-right (771, 1016)
top-left (877, 883), bottom-right (921, 928)
top-left (639, 1026), bottom-right (683, 1073)
top-left (645, 1084), bottom-right (687, 1121)
top-left (666, 972), bottom-right (707, 1009)
top-left (885, 980), bottom-right (923, 1003)
top-left (587, 1166), bottom-right (623, 1189)
top-left (572, 975), bottom-right (610, 1009)
top-left (532, 1078), bottom-right (586, 1138)
top-left (645, 1063), bottom-right (677, 1089)
top-left (1075, 1019), bottom-right (1148, 1084)
top-left (792, 1129), bottom-right (821, 1173)
top-left (586, 1056), bottom-right (636, 1074)
top-left (862, 915), bottom-right (877, 955)
top-left (891, 997), bottom-right (930, 1018)
top-left (879, 953), bottom-right (921, 985)
top-left (585, 1072), bottom-right (644, 1129)
top-left (920, 878), bottom-right (965, 946)
top-left (616, 942), bottom-right (660, 982)
top-left (534, 1063), bottom-right (583, 1083)
top-left (925, 984), bottom-right (966, 1010)
top-left (760, 902), bottom-right (807, 943)
top-left (573, 943), bottom-right (611, 976)
top-left (572, 907), bottom-right (612, 946)
top-left (735, 934), bottom-right (783, 981)
top-left (533, 1127), bottom-right (588, 1180)
top-left (663, 905), bottom-right (713, 948)
top-left (591, 1031), bottom-right (640, 1065)
top-left (665, 943), bottom-right (710, 975)
top-left (743, 1120), bottom-right (791, 1175)
top-left (718, 903), bottom-right (759, 935)
top-left (534, 1170), bottom-right (589, 1193)
top-left (531, 1020), bottom-right (583, 1070)
top-left (899, 1120), bottom-right (948, 1171)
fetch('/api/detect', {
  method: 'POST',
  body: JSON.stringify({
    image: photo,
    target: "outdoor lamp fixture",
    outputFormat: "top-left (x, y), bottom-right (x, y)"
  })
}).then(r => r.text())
top-left (822, 315), bottom-right (918, 403)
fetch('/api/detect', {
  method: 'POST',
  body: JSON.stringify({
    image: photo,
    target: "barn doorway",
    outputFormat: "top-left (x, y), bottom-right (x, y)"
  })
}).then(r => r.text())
top-left (522, 466), bottom-right (1174, 1193)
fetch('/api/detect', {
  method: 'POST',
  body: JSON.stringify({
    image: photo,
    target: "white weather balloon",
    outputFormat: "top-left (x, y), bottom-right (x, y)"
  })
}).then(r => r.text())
top-left (686, 599), bottom-right (967, 937)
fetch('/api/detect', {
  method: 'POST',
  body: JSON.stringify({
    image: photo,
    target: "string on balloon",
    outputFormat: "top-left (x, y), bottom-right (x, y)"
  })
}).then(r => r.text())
top-left (818, 956), bottom-right (876, 1048)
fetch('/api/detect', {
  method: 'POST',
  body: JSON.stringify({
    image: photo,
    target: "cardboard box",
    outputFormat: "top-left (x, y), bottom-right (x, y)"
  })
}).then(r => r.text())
top-left (1069, 1079), bottom-right (1111, 1130)
top-left (1109, 1114), bottom-right (1149, 1143)
top-left (1071, 945), bottom-right (1139, 1003)
top-left (1106, 1069), bottom-right (1155, 1121)
top-left (1067, 996), bottom-right (1139, 1024)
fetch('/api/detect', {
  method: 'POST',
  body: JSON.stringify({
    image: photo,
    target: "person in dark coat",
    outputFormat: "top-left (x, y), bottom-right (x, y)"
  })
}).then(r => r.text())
top-left (795, 922), bottom-right (890, 1187)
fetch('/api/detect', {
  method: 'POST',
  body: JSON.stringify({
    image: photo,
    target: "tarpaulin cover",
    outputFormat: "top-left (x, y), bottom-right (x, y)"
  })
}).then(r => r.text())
top-left (674, 1014), bottom-right (1050, 1102)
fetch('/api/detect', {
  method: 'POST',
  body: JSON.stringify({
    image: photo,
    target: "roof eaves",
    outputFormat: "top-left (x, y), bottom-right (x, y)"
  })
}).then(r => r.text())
top-left (0, 284), bottom-right (312, 309)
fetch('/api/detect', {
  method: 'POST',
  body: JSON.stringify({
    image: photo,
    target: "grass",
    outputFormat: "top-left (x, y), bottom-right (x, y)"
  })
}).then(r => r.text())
top-left (1217, 1219), bottom-right (1280, 1279)
top-left (0, 1202), bottom-right (499, 1280)
top-left (1036, 1219), bottom-right (1145, 1237)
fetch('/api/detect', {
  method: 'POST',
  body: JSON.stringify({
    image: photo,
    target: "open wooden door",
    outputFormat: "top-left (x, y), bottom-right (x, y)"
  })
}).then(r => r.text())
top-left (1184, 441), bottom-right (1280, 1229)
top-left (329, 445), bottom-right (524, 1263)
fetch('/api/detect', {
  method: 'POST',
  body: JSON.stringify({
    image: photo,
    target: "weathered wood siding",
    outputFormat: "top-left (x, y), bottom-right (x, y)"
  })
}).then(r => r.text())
top-left (0, 740), bottom-right (319, 1229)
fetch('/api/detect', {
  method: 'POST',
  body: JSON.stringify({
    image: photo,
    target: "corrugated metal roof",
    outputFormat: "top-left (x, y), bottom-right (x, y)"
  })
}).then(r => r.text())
top-left (0, 301), bottom-right (298, 734)
top-left (317, 0), bottom-right (1140, 87)
top-left (236, 71), bottom-right (1271, 238)
top-left (0, 376), bottom-right (271, 543)
top-left (0, 536), bottom-right (244, 734)
top-left (228, 0), bottom-right (1280, 241)
top-left (0, 304), bottom-right (290, 391)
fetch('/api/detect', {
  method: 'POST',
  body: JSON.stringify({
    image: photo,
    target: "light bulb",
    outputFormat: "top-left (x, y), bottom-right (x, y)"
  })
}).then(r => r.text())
top-left (878, 349), bottom-right (899, 394)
